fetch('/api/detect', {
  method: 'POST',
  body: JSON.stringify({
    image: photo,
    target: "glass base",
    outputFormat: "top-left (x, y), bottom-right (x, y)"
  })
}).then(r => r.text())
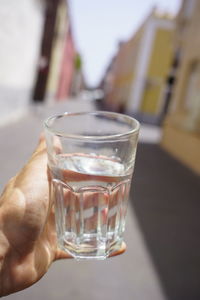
top-left (58, 235), bottom-right (123, 260)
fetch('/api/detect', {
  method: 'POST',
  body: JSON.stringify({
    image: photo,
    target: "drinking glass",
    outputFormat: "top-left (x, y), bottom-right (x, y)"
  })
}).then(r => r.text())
top-left (44, 111), bottom-right (139, 260)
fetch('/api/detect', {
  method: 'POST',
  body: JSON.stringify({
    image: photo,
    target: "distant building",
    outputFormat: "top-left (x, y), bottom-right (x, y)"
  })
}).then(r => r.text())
top-left (161, 0), bottom-right (200, 174)
top-left (103, 9), bottom-right (175, 124)
top-left (99, 55), bottom-right (116, 108)
top-left (55, 27), bottom-right (76, 100)
top-left (46, 1), bottom-right (75, 101)
top-left (33, 0), bottom-right (76, 102)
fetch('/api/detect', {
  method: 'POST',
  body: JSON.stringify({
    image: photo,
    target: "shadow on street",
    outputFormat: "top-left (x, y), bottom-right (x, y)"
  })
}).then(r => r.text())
top-left (131, 143), bottom-right (200, 300)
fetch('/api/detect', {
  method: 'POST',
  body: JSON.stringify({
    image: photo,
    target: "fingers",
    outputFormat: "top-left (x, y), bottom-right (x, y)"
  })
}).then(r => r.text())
top-left (38, 132), bottom-right (47, 148)
top-left (54, 248), bottom-right (73, 260)
top-left (39, 132), bottom-right (45, 142)
top-left (30, 133), bottom-right (47, 161)
top-left (109, 241), bottom-right (126, 257)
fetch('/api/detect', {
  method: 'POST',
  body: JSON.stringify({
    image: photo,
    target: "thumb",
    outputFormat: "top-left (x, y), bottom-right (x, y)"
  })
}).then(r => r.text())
top-left (37, 133), bottom-right (63, 155)
top-left (35, 133), bottom-right (47, 153)
top-left (21, 132), bottom-right (47, 170)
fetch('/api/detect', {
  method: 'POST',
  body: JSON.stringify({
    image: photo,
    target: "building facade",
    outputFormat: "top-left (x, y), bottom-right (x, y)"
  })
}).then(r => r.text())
top-left (55, 27), bottom-right (75, 100)
top-left (0, 0), bottom-right (44, 122)
top-left (45, 0), bottom-right (70, 101)
top-left (161, 0), bottom-right (200, 174)
top-left (33, 0), bottom-right (76, 103)
top-left (104, 10), bottom-right (175, 124)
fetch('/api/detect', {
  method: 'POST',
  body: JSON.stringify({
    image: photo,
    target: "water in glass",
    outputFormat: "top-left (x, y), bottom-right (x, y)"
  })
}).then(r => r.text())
top-left (50, 153), bottom-right (132, 259)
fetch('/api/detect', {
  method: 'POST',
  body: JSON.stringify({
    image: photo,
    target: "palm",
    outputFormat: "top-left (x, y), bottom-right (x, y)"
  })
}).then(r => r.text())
top-left (0, 140), bottom-right (70, 296)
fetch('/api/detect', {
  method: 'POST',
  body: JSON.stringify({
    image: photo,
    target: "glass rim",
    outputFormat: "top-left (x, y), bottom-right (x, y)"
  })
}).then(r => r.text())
top-left (44, 111), bottom-right (140, 141)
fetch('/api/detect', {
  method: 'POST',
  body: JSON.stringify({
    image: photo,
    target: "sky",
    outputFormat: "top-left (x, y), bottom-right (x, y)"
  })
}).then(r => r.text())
top-left (69, 0), bottom-right (181, 87)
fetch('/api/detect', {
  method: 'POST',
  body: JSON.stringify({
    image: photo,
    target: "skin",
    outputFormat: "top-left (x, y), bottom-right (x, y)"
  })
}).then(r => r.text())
top-left (0, 137), bottom-right (126, 296)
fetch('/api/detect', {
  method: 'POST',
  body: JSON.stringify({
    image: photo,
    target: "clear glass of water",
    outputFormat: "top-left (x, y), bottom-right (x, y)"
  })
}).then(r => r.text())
top-left (44, 111), bottom-right (139, 260)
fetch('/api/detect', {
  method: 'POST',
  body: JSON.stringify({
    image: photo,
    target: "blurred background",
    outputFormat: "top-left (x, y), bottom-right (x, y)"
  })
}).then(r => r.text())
top-left (1, 0), bottom-right (200, 299)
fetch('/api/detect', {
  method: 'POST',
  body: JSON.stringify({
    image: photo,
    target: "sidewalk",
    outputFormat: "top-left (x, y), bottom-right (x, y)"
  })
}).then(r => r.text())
top-left (1, 100), bottom-right (200, 300)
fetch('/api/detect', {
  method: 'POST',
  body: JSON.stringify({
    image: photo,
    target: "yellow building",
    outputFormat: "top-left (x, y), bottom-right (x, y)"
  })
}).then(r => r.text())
top-left (161, 0), bottom-right (200, 174)
top-left (105, 9), bottom-right (175, 124)
top-left (105, 26), bottom-right (144, 112)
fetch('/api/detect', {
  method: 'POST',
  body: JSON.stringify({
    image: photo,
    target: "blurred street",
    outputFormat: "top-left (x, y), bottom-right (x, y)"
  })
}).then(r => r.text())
top-left (1, 1), bottom-right (200, 299)
top-left (1, 99), bottom-right (200, 300)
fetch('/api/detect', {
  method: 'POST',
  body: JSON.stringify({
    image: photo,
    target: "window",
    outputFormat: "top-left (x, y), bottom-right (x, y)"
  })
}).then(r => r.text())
top-left (183, 0), bottom-right (196, 19)
top-left (184, 62), bottom-right (200, 110)
top-left (184, 61), bottom-right (200, 131)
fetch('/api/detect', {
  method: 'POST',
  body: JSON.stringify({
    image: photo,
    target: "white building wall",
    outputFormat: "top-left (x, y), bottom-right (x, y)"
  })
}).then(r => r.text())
top-left (0, 0), bottom-right (44, 123)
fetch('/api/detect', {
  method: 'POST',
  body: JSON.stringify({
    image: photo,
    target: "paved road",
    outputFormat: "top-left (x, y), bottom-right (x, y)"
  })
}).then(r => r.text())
top-left (1, 100), bottom-right (200, 300)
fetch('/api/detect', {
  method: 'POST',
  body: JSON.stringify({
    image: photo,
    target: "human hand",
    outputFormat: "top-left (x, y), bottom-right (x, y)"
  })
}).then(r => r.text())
top-left (0, 137), bottom-right (126, 296)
